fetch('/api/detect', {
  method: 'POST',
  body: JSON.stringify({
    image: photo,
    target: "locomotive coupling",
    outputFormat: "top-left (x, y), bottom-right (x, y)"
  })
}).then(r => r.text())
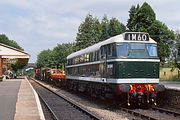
top-left (118, 84), bottom-right (131, 93)
top-left (154, 84), bottom-right (165, 92)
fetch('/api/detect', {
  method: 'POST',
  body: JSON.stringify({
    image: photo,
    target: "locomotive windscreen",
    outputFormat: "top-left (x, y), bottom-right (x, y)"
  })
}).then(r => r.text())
top-left (116, 43), bottom-right (158, 59)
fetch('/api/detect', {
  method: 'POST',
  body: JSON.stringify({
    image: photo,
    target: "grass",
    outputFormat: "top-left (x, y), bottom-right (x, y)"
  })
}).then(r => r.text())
top-left (160, 68), bottom-right (180, 81)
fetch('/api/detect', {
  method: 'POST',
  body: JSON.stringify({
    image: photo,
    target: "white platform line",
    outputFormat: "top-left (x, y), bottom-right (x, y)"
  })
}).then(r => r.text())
top-left (26, 77), bottom-right (45, 120)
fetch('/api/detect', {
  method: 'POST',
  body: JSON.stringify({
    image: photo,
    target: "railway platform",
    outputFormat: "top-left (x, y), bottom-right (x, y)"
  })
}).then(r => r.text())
top-left (160, 81), bottom-right (180, 91)
top-left (0, 77), bottom-right (44, 120)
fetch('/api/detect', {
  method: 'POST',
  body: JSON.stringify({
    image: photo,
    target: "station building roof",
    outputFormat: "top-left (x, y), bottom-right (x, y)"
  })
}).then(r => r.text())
top-left (0, 43), bottom-right (30, 59)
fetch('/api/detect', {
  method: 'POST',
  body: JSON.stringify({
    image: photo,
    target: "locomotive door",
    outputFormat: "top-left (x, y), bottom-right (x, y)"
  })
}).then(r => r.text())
top-left (99, 45), bottom-right (107, 82)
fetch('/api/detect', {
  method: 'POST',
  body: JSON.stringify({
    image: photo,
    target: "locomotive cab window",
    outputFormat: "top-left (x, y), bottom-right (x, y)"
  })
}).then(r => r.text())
top-left (146, 44), bottom-right (158, 57)
top-left (116, 43), bottom-right (129, 58)
top-left (116, 42), bottom-right (158, 59)
top-left (128, 43), bottom-right (148, 58)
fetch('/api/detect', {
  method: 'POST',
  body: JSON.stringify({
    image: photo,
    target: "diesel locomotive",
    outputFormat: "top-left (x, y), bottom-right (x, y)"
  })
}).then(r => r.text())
top-left (66, 32), bottom-right (165, 106)
top-left (35, 68), bottom-right (66, 86)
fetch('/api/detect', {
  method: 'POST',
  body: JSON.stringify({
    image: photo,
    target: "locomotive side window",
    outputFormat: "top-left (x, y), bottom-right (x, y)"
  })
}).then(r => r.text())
top-left (89, 53), bottom-right (93, 62)
top-left (75, 57), bottom-right (79, 64)
top-left (95, 51), bottom-right (99, 61)
top-left (100, 46), bottom-right (106, 59)
top-left (107, 44), bottom-right (112, 57)
top-left (85, 54), bottom-right (89, 62)
top-left (107, 44), bottom-right (116, 58)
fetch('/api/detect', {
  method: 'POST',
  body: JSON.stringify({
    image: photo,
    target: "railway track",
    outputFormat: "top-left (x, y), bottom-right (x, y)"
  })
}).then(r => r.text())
top-left (151, 106), bottom-right (180, 118)
top-left (38, 93), bottom-right (59, 120)
top-left (29, 79), bottom-right (101, 120)
top-left (119, 107), bottom-right (157, 120)
top-left (118, 105), bottom-right (180, 120)
top-left (29, 78), bottom-right (180, 120)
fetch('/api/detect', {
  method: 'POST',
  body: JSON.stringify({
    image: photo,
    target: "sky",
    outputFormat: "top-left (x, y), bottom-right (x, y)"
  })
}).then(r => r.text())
top-left (0, 0), bottom-right (180, 63)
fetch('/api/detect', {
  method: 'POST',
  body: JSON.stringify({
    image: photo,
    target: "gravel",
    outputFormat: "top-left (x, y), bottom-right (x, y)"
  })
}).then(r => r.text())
top-left (35, 81), bottom-right (135, 120)
top-left (157, 89), bottom-right (180, 110)
top-left (33, 80), bottom-right (180, 120)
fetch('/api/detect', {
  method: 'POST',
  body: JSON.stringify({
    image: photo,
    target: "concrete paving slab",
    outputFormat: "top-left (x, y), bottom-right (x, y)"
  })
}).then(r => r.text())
top-left (14, 78), bottom-right (44, 120)
top-left (0, 79), bottom-right (21, 120)
top-left (0, 78), bottom-right (45, 120)
top-left (160, 81), bottom-right (180, 91)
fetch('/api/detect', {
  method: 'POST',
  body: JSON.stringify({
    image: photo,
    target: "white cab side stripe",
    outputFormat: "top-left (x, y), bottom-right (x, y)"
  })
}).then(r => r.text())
top-left (107, 59), bottom-right (160, 62)
top-left (67, 76), bottom-right (159, 83)
top-left (66, 59), bottom-right (160, 68)
top-left (66, 61), bottom-right (101, 68)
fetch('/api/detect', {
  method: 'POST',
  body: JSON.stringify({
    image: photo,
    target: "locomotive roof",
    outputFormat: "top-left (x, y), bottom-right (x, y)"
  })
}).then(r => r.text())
top-left (67, 32), bottom-right (157, 59)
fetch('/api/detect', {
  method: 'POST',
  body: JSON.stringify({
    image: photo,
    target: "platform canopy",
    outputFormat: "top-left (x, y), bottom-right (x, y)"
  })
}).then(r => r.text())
top-left (0, 43), bottom-right (30, 76)
top-left (0, 43), bottom-right (30, 59)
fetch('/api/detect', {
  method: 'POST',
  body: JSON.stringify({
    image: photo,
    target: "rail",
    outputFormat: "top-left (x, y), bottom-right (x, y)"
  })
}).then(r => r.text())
top-left (151, 106), bottom-right (180, 118)
top-left (29, 78), bottom-right (101, 120)
top-left (38, 93), bottom-right (59, 120)
top-left (119, 107), bottom-right (157, 120)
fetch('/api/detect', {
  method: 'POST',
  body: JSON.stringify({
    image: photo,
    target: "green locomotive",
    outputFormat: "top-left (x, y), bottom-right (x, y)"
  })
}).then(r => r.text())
top-left (66, 32), bottom-right (165, 106)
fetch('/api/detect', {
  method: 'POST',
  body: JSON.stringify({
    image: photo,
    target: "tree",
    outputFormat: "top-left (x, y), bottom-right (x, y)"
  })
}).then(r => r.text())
top-left (100, 15), bottom-right (109, 41)
top-left (128, 2), bottom-right (155, 32)
top-left (52, 43), bottom-right (74, 68)
top-left (0, 34), bottom-right (23, 50)
top-left (148, 20), bottom-right (175, 63)
top-left (127, 4), bottom-right (140, 31)
top-left (92, 18), bottom-right (102, 43)
top-left (175, 29), bottom-right (180, 45)
top-left (108, 17), bottom-right (126, 37)
top-left (127, 2), bottom-right (175, 65)
top-left (175, 30), bottom-right (180, 67)
top-left (36, 43), bottom-right (75, 69)
top-left (75, 14), bottom-right (98, 50)
top-left (76, 14), bottom-right (126, 50)
top-left (36, 49), bottom-right (53, 68)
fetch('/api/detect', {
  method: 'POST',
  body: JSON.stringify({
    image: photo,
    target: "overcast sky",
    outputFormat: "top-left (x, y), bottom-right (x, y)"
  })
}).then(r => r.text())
top-left (0, 0), bottom-right (180, 63)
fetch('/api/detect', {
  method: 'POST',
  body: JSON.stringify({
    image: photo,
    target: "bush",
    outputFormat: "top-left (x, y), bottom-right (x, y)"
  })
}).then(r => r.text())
top-left (0, 76), bottom-right (3, 81)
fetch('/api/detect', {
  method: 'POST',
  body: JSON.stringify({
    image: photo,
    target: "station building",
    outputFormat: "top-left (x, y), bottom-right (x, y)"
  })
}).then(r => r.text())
top-left (0, 43), bottom-right (30, 76)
